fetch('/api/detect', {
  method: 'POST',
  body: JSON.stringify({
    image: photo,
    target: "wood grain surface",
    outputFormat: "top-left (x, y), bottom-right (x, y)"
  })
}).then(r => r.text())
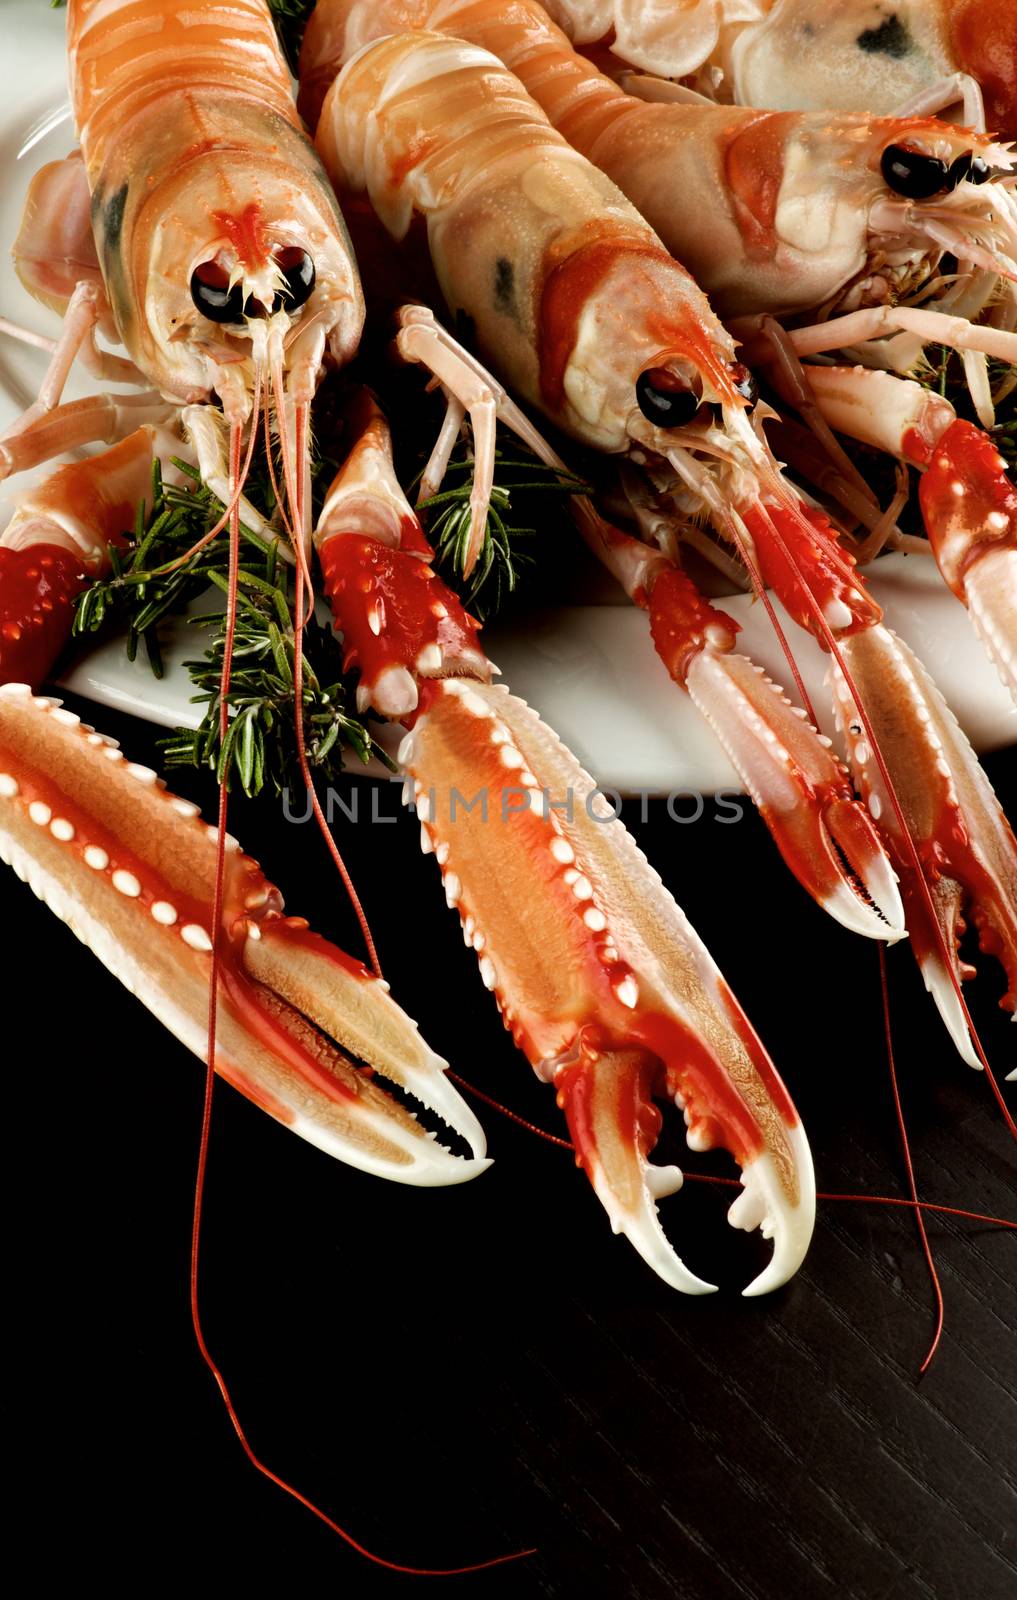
top-left (6, 695), bottom-right (1015, 1597)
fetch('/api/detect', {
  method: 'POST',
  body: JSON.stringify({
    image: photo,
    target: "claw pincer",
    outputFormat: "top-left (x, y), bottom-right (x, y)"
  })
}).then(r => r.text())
top-left (400, 679), bottom-right (815, 1295)
top-left (645, 560), bottom-right (904, 941)
top-left (745, 495), bottom-right (1017, 1061)
top-left (0, 683), bottom-right (487, 1183)
top-left (831, 629), bottom-right (1017, 1067)
top-left (313, 396), bottom-right (814, 1291)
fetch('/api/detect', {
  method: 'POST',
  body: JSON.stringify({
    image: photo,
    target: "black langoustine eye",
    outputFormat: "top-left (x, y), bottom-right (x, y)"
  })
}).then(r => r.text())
top-left (636, 369), bottom-right (701, 428)
top-left (880, 143), bottom-right (950, 200)
top-left (189, 262), bottom-right (247, 323)
top-left (276, 246), bottom-right (315, 308)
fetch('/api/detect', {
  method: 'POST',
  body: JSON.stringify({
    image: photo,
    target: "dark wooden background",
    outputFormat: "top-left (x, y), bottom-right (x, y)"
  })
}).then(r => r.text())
top-left (6, 695), bottom-right (1015, 1597)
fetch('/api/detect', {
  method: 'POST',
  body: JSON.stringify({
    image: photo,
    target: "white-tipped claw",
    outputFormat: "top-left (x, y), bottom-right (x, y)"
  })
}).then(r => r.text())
top-left (0, 690), bottom-right (489, 1192)
top-left (734, 1125), bottom-right (816, 1296)
top-left (243, 919), bottom-right (491, 1183)
top-left (821, 863), bottom-right (906, 943)
top-left (599, 1170), bottom-right (718, 1295)
top-left (918, 956), bottom-right (982, 1070)
top-left (686, 650), bottom-right (904, 942)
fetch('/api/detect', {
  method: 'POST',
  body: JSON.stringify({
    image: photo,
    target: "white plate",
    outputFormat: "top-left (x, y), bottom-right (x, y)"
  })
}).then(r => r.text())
top-left (2, 0), bottom-right (1015, 794)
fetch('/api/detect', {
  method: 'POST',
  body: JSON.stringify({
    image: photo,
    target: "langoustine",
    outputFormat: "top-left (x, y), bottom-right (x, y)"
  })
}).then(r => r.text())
top-left (311, 25), bottom-right (902, 936)
top-left (0, 0), bottom-right (818, 1295)
top-left (303, 9), bottom-right (1017, 1071)
top-left (299, 0), bottom-right (1017, 698)
top-left (3, 0), bottom-right (365, 681)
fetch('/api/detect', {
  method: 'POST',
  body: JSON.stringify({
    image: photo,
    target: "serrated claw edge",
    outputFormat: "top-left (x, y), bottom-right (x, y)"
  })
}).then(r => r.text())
top-left (0, 684), bottom-right (488, 1185)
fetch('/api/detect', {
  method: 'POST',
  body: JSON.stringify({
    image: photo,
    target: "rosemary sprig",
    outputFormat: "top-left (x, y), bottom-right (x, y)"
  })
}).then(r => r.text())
top-left (73, 457), bottom-right (277, 676)
top-left (418, 442), bottom-right (586, 617)
top-left (70, 415), bottom-right (581, 793)
top-left (73, 457), bottom-right (388, 796)
top-left (161, 605), bottom-right (391, 799)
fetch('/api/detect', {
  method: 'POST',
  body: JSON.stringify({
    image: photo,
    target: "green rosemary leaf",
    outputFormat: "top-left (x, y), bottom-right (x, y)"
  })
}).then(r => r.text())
top-left (237, 710), bottom-right (258, 795)
top-left (268, 621), bottom-right (292, 685)
top-left (417, 434), bottom-right (585, 619)
top-left (143, 625), bottom-right (164, 680)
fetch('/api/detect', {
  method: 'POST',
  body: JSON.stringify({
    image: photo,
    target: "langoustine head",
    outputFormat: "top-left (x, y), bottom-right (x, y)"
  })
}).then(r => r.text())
top-left (85, 104), bottom-right (365, 423)
top-left (68, 0), bottom-right (365, 424)
top-left (523, 50), bottom-right (1017, 323)
top-left (544, 233), bottom-right (870, 623)
top-left (813, 112), bottom-right (1016, 314)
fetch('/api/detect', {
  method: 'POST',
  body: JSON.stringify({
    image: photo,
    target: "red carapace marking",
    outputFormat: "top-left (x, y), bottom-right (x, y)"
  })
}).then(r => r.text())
top-left (537, 233), bottom-right (722, 412)
top-left (388, 132), bottom-right (440, 190)
top-left (0, 544), bottom-right (87, 686)
top-left (210, 202), bottom-right (271, 267)
top-left (947, 0), bottom-right (1017, 139)
top-left (722, 112), bottom-right (795, 260)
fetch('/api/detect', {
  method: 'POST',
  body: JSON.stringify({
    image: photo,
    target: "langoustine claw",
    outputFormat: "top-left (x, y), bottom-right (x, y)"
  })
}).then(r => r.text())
top-left (590, 514), bottom-right (905, 942)
top-left (0, 419), bottom-right (273, 690)
top-left (0, 682), bottom-right (488, 1184)
top-left (315, 389), bottom-right (490, 718)
top-left (747, 499), bottom-right (1017, 1067)
top-left (830, 629), bottom-right (1017, 1071)
top-left (314, 389), bottom-right (815, 1291)
top-left (400, 679), bottom-right (816, 1294)
top-left (0, 428), bottom-right (163, 686)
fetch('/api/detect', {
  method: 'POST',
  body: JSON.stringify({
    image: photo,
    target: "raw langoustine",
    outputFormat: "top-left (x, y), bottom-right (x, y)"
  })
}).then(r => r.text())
top-left (304, 12), bottom-right (1017, 1068)
top-left (0, 0), bottom-right (818, 1295)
